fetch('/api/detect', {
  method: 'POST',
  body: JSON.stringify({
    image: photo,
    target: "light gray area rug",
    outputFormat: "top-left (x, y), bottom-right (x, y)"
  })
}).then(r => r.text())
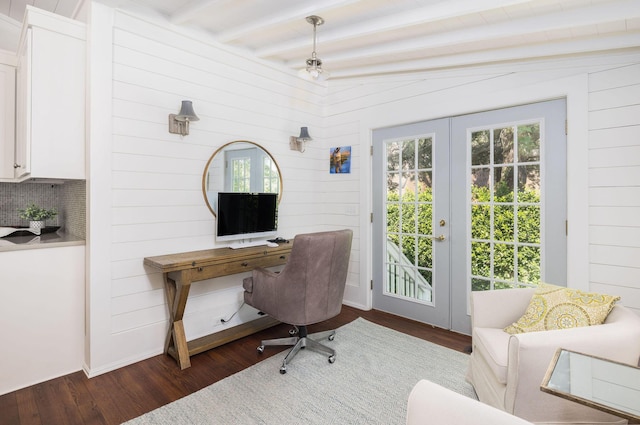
top-left (124, 318), bottom-right (477, 425)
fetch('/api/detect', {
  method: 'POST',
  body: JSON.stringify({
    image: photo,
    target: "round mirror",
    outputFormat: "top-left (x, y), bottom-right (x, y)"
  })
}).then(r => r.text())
top-left (202, 141), bottom-right (282, 216)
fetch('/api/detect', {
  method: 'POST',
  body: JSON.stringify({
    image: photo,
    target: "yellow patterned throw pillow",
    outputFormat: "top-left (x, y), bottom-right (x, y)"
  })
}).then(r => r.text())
top-left (504, 283), bottom-right (620, 334)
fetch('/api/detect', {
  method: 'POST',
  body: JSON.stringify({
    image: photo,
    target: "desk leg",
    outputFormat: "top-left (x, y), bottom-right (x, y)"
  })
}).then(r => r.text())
top-left (163, 273), bottom-right (192, 369)
top-left (172, 320), bottom-right (190, 369)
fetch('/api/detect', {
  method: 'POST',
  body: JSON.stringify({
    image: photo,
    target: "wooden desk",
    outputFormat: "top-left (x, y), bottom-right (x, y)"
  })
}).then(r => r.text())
top-left (144, 243), bottom-right (293, 369)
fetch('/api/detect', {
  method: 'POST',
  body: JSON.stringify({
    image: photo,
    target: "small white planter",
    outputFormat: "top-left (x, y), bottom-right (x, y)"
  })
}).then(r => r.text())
top-left (29, 220), bottom-right (45, 232)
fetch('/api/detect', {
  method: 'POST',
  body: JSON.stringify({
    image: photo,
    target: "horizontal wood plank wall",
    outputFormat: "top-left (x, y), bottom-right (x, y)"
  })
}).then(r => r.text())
top-left (324, 53), bottom-right (640, 314)
top-left (86, 5), bottom-right (640, 376)
top-left (588, 63), bottom-right (640, 314)
top-left (87, 7), bottom-right (337, 375)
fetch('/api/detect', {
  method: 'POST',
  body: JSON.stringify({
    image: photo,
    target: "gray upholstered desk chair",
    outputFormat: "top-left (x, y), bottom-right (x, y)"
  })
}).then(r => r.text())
top-left (242, 229), bottom-right (353, 374)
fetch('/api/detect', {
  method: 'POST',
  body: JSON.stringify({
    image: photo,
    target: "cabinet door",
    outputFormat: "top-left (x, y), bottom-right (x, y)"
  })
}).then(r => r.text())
top-left (29, 27), bottom-right (85, 179)
top-left (0, 245), bottom-right (85, 395)
top-left (0, 63), bottom-right (16, 179)
top-left (14, 29), bottom-right (31, 179)
top-left (14, 25), bottom-right (85, 181)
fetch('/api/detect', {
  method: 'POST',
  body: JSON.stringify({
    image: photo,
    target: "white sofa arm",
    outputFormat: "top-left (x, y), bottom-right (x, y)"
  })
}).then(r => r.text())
top-left (407, 380), bottom-right (534, 425)
top-left (471, 288), bottom-right (535, 329)
top-left (504, 307), bottom-right (640, 419)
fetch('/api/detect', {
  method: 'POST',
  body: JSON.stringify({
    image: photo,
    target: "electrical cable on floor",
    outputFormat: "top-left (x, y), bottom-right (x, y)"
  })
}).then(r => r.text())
top-left (221, 301), bottom-right (245, 323)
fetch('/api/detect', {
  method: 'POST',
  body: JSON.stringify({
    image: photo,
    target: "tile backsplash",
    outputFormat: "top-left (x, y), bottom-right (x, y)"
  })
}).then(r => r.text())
top-left (0, 180), bottom-right (86, 239)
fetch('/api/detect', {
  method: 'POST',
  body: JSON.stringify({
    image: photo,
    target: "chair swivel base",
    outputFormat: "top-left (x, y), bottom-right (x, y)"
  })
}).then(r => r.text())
top-left (257, 325), bottom-right (336, 374)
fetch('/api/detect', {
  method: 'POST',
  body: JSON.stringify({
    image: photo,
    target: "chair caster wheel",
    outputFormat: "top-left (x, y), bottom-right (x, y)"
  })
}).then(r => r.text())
top-left (328, 333), bottom-right (335, 341)
top-left (280, 366), bottom-right (287, 374)
top-left (328, 355), bottom-right (336, 364)
top-left (257, 345), bottom-right (265, 354)
top-left (289, 328), bottom-right (298, 336)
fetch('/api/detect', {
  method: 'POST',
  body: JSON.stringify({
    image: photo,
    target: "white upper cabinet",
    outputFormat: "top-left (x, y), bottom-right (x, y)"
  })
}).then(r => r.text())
top-left (14, 7), bottom-right (86, 181)
top-left (0, 61), bottom-right (16, 180)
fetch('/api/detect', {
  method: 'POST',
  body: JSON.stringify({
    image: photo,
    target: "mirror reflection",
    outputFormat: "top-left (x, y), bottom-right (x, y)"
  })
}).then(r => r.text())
top-left (202, 141), bottom-right (281, 216)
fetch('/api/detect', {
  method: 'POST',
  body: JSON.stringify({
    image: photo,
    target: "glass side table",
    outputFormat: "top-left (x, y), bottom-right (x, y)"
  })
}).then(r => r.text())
top-left (541, 348), bottom-right (640, 424)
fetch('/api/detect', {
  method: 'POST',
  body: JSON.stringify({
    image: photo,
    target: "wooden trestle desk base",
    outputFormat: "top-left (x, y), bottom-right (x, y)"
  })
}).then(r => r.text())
top-left (144, 243), bottom-right (293, 370)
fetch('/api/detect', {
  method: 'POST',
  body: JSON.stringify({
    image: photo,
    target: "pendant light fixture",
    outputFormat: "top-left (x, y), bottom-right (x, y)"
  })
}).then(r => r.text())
top-left (298, 15), bottom-right (328, 81)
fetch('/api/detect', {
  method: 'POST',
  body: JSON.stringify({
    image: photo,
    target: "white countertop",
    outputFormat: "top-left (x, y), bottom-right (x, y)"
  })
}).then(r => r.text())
top-left (0, 231), bottom-right (84, 252)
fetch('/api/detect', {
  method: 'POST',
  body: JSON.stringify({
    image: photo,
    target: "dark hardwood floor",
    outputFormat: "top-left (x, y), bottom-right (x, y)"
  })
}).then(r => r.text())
top-left (0, 307), bottom-right (471, 425)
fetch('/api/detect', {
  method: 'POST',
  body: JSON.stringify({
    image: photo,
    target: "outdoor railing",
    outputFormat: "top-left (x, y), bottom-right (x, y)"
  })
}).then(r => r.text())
top-left (386, 239), bottom-right (432, 302)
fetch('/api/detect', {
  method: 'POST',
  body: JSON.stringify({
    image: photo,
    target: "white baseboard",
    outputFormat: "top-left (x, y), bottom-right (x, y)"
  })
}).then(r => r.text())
top-left (83, 347), bottom-right (164, 379)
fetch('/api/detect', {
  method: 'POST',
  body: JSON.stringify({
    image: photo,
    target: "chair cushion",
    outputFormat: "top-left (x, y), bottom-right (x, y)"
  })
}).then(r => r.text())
top-left (473, 327), bottom-right (512, 384)
top-left (504, 283), bottom-right (619, 334)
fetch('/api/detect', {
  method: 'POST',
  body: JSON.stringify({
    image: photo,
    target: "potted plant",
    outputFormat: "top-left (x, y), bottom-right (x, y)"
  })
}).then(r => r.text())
top-left (18, 204), bottom-right (57, 231)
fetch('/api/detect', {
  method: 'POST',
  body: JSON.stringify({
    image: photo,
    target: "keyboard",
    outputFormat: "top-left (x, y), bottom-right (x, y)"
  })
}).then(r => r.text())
top-left (228, 241), bottom-right (278, 249)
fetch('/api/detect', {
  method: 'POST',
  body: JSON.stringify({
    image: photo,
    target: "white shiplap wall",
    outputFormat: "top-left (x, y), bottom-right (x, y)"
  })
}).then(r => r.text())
top-left (588, 64), bottom-right (640, 313)
top-left (84, 2), bottom-right (639, 375)
top-left (324, 52), bottom-right (640, 315)
top-left (85, 4), bottom-right (339, 376)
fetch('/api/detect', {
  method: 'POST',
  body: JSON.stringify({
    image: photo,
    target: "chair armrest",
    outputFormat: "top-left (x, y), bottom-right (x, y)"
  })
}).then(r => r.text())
top-left (407, 380), bottom-right (534, 425)
top-left (471, 288), bottom-right (535, 329)
top-left (510, 308), bottom-right (640, 368)
top-left (242, 267), bottom-right (283, 315)
top-left (504, 316), bottom-right (640, 418)
top-left (242, 267), bottom-right (279, 293)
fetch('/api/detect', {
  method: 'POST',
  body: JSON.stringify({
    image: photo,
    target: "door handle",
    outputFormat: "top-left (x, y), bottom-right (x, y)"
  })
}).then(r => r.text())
top-left (432, 235), bottom-right (445, 241)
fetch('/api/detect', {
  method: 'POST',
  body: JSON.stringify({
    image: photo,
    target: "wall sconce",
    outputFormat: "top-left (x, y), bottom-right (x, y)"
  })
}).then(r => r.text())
top-left (169, 100), bottom-right (199, 136)
top-left (290, 127), bottom-right (312, 153)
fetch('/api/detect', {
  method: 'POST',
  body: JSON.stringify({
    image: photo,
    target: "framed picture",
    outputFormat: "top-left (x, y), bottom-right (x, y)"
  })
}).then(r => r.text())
top-left (330, 146), bottom-right (351, 174)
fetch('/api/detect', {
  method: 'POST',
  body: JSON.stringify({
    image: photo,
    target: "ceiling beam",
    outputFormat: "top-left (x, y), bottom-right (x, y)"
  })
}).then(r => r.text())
top-left (216, 0), bottom-right (362, 43)
top-left (288, 0), bottom-right (640, 67)
top-left (256, 0), bottom-right (537, 58)
top-left (170, 0), bottom-right (226, 25)
top-left (330, 33), bottom-right (640, 79)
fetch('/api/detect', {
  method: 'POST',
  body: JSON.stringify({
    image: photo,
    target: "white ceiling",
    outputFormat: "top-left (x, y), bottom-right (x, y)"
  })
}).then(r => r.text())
top-left (1, 0), bottom-right (639, 79)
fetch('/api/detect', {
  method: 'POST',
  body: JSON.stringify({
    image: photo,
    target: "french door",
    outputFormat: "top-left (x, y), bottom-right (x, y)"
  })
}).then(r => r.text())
top-left (372, 99), bottom-right (567, 334)
top-left (372, 118), bottom-right (451, 329)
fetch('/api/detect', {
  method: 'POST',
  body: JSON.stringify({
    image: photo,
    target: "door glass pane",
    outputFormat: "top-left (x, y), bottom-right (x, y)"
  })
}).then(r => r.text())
top-left (387, 141), bottom-right (401, 171)
top-left (262, 156), bottom-right (279, 193)
top-left (418, 138), bottom-right (433, 168)
top-left (494, 205), bottom-right (514, 242)
top-left (471, 241), bottom-right (491, 278)
top-left (417, 236), bottom-right (432, 269)
top-left (518, 205), bottom-right (540, 243)
top-left (517, 124), bottom-right (540, 162)
top-left (469, 122), bottom-right (542, 291)
top-left (387, 172), bottom-right (400, 198)
top-left (494, 127), bottom-right (514, 164)
top-left (231, 158), bottom-right (250, 192)
top-left (384, 136), bottom-right (434, 304)
top-left (471, 168), bottom-right (490, 201)
top-left (402, 140), bottom-right (416, 170)
top-left (386, 200), bottom-right (400, 234)
top-left (471, 130), bottom-right (490, 165)
top-left (494, 166), bottom-right (514, 201)
top-left (518, 245), bottom-right (541, 283)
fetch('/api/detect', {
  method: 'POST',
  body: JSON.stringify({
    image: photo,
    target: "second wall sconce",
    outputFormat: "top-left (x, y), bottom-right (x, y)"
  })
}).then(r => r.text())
top-left (290, 127), bottom-right (312, 153)
top-left (169, 100), bottom-right (199, 136)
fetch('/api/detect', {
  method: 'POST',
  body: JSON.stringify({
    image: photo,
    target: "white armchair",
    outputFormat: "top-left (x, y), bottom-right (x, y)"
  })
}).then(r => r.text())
top-left (407, 380), bottom-right (534, 425)
top-left (466, 288), bottom-right (640, 425)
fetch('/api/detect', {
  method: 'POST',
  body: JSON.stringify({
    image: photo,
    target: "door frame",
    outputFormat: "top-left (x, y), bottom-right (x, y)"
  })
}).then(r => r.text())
top-left (354, 78), bottom-right (589, 318)
top-left (369, 97), bottom-right (571, 333)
